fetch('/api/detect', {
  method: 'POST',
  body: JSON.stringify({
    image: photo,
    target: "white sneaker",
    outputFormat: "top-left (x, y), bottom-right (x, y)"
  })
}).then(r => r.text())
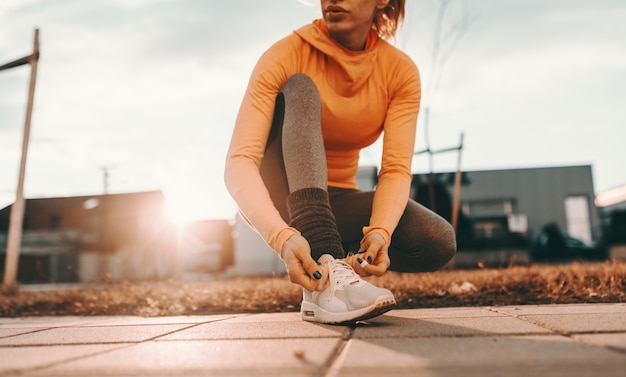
top-left (300, 254), bottom-right (396, 324)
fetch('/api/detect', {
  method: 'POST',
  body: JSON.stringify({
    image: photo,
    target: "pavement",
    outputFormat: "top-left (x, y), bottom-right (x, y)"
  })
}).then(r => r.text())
top-left (0, 303), bottom-right (625, 377)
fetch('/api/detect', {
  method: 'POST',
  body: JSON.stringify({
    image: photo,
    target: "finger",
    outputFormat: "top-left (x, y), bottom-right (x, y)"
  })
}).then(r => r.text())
top-left (312, 264), bottom-right (329, 291)
top-left (356, 256), bottom-right (378, 277)
top-left (358, 256), bottom-right (370, 269)
top-left (353, 249), bottom-right (375, 267)
top-left (357, 252), bottom-right (375, 267)
top-left (285, 260), bottom-right (321, 290)
top-left (301, 255), bottom-right (323, 281)
top-left (346, 254), bottom-right (370, 277)
top-left (363, 262), bottom-right (387, 277)
top-left (358, 255), bottom-right (390, 277)
top-left (363, 240), bottom-right (390, 272)
top-left (288, 262), bottom-right (323, 291)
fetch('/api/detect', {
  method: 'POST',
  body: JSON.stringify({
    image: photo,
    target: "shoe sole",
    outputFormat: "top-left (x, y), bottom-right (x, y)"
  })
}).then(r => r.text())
top-left (300, 296), bottom-right (396, 325)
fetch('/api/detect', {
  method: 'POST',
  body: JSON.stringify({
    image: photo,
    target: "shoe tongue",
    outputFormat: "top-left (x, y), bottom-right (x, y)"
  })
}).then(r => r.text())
top-left (317, 254), bottom-right (335, 264)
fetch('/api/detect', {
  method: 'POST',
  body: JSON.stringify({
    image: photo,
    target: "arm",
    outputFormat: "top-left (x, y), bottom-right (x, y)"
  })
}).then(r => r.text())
top-left (353, 56), bottom-right (421, 276)
top-left (224, 41), bottom-right (297, 254)
top-left (224, 38), bottom-right (328, 291)
top-left (368, 61), bottom-right (421, 241)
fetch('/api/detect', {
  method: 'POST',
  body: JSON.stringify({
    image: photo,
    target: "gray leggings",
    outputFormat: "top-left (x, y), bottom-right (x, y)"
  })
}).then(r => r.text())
top-left (260, 74), bottom-right (456, 272)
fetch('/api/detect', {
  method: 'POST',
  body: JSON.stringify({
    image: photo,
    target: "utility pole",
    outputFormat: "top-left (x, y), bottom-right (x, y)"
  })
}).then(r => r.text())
top-left (451, 133), bottom-right (464, 231)
top-left (102, 167), bottom-right (109, 194)
top-left (414, 132), bottom-right (464, 229)
top-left (1, 29), bottom-right (40, 288)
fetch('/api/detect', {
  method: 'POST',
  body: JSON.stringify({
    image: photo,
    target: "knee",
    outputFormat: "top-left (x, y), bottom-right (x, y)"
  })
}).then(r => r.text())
top-left (389, 220), bottom-right (457, 273)
top-left (423, 221), bottom-right (457, 272)
top-left (281, 74), bottom-right (320, 107)
top-left (284, 73), bottom-right (316, 90)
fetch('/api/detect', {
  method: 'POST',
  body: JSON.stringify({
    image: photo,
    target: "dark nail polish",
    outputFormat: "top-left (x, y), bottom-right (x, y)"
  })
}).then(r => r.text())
top-left (347, 252), bottom-right (353, 257)
top-left (313, 270), bottom-right (322, 280)
top-left (357, 258), bottom-right (363, 264)
top-left (367, 256), bottom-right (373, 263)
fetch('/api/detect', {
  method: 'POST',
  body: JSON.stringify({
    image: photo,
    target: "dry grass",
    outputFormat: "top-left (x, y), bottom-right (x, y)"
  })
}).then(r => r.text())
top-left (1, 260), bottom-right (625, 317)
top-left (383, 260), bottom-right (626, 309)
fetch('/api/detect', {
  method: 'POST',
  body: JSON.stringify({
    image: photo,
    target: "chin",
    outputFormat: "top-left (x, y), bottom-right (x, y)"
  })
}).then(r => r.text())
top-left (325, 20), bottom-right (350, 33)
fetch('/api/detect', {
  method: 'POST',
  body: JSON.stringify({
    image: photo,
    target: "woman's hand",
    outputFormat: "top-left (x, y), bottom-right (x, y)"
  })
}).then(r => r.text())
top-left (346, 232), bottom-right (390, 277)
top-left (281, 234), bottom-right (328, 291)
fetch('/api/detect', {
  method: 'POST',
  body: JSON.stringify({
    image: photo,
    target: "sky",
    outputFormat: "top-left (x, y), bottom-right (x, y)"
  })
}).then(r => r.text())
top-left (1, 0), bottom-right (625, 225)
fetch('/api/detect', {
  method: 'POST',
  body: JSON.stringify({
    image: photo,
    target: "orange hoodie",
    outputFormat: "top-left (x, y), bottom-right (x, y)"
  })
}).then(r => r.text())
top-left (225, 19), bottom-right (421, 255)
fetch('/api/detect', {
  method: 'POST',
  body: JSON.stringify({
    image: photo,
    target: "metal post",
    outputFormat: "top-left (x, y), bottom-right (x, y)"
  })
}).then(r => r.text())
top-left (3, 29), bottom-right (40, 287)
top-left (102, 167), bottom-right (109, 194)
top-left (451, 132), bottom-right (464, 231)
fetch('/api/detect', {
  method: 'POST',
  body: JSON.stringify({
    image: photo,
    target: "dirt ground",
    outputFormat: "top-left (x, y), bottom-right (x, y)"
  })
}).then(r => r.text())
top-left (1, 260), bottom-right (624, 317)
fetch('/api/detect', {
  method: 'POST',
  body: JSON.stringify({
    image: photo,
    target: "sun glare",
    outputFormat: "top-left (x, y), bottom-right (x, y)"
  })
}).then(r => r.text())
top-left (163, 187), bottom-right (206, 229)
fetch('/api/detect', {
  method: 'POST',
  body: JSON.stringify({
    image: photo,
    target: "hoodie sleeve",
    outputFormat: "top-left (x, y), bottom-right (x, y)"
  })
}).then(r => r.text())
top-left (363, 53), bottom-right (421, 244)
top-left (224, 36), bottom-right (301, 255)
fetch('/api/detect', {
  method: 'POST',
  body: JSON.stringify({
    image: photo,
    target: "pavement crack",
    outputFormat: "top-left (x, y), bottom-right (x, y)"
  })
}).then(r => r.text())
top-left (317, 326), bottom-right (354, 377)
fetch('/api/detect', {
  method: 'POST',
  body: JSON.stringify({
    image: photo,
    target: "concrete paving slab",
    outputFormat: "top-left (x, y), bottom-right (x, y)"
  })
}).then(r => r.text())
top-left (0, 316), bottom-right (115, 328)
top-left (34, 339), bottom-right (339, 376)
top-left (0, 315), bottom-right (236, 329)
top-left (0, 328), bottom-right (47, 339)
top-left (1, 304), bottom-right (624, 376)
top-left (31, 368), bottom-right (315, 377)
top-left (337, 335), bottom-right (626, 377)
top-left (354, 313), bottom-right (551, 338)
top-left (573, 333), bottom-right (626, 351)
top-left (0, 324), bottom-right (193, 346)
top-left (224, 312), bottom-right (302, 322)
top-left (491, 303), bottom-right (626, 316)
top-left (67, 314), bottom-right (242, 326)
top-left (158, 320), bottom-right (349, 340)
top-left (334, 364), bottom-right (625, 377)
top-left (516, 312), bottom-right (626, 333)
top-left (0, 344), bottom-right (127, 375)
top-left (389, 307), bottom-right (502, 319)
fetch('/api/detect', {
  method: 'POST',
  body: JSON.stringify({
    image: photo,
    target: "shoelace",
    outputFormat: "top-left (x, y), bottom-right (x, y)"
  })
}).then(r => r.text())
top-left (327, 259), bottom-right (361, 299)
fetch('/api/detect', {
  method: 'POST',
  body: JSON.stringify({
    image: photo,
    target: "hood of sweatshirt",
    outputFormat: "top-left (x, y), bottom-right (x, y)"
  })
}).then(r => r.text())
top-left (294, 19), bottom-right (379, 96)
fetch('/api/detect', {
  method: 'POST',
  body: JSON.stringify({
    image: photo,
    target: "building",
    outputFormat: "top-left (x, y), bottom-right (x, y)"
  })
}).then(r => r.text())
top-left (180, 219), bottom-right (234, 277)
top-left (595, 183), bottom-right (626, 259)
top-left (412, 165), bottom-right (603, 267)
top-left (0, 191), bottom-right (178, 283)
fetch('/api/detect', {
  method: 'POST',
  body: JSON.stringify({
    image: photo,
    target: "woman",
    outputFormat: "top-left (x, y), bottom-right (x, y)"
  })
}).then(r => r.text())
top-left (225, 0), bottom-right (456, 324)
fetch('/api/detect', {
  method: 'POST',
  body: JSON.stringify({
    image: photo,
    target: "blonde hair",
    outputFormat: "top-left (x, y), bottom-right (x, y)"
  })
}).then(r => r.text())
top-left (373, 0), bottom-right (405, 40)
